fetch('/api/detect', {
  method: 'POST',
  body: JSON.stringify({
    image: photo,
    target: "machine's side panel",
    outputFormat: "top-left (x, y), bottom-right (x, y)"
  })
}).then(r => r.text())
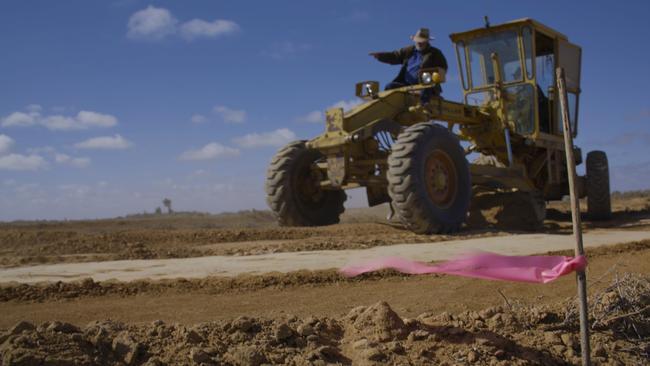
top-left (558, 41), bottom-right (582, 91)
top-left (557, 40), bottom-right (582, 136)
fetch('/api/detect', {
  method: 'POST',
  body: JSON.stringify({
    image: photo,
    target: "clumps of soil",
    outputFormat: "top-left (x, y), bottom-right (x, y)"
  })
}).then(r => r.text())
top-left (345, 301), bottom-right (408, 343)
top-left (0, 314), bottom-right (347, 365)
top-left (467, 189), bottom-right (546, 231)
top-left (2, 275), bottom-right (649, 365)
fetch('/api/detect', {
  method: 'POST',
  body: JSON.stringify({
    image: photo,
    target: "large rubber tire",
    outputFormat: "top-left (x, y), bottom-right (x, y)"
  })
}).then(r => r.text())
top-left (266, 141), bottom-right (346, 226)
top-left (387, 123), bottom-right (472, 234)
top-left (586, 150), bottom-right (611, 220)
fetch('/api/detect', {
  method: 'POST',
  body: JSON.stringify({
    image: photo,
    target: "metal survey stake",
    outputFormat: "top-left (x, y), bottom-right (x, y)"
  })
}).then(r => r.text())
top-left (556, 67), bottom-right (591, 366)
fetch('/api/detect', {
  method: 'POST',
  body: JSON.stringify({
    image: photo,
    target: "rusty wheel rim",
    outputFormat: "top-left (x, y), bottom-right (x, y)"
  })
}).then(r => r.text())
top-left (424, 150), bottom-right (457, 209)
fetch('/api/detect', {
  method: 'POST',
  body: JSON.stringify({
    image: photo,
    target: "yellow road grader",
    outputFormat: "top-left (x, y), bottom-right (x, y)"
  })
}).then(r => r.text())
top-left (266, 18), bottom-right (611, 234)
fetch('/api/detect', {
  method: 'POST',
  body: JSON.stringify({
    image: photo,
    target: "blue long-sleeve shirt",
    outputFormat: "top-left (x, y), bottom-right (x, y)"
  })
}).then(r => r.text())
top-left (404, 49), bottom-right (423, 85)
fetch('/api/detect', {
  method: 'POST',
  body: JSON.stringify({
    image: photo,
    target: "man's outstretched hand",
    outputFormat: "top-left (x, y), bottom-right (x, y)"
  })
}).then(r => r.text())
top-left (369, 52), bottom-right (381, 59)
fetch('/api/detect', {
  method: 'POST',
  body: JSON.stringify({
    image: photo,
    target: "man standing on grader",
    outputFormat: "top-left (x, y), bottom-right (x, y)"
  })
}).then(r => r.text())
top-left (370, 28), bottom-right (448, 104)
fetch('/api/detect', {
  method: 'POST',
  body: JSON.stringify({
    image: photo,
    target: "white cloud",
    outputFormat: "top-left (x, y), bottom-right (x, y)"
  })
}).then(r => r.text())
top-left (331, 99), bottom-right (363, 111)
top-left (127, 6), bottom-right (178, 40)
top-left (41, 115), bottom-right (75, 130)
top-left (233, 128), bottom-right (297, 148)
top-left (1, 111), bottom-right (38, 127)
top-left (179, 142), bottom-right (240, 161)
top-left (20, 146), bottom-right (90, 168)
top-left (74, 134), bottom-right (133, 150)
top-left (55, 153), bottom-right (91, 168)
top-left (2, 107), bottom-right (118, 130)
top-left (76, 111), bottom-right (118, 128)
top-left (190, 114), bottom-right (208, 124)
top-left (295, 99), bottom-right (362, 123)
top-left (0, 154), bottom-right (46, 171)
top-left (214, 105), bottom-right (246, 124)
top-left (0, 134), bottom-right (14, 155)
top-left (127, 6), bottom-right (239, 42)
top-left (180, 19), bottom-right (239, 40)
top-left (42, 111), bottom-right (118, 131)
top-left (54, 154), bottom-right (68, 163)
top-left (295, 110), bottom-right (323, 124)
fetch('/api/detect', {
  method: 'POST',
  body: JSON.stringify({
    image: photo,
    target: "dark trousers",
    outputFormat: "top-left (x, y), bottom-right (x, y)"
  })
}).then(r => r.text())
top-left (385, 81), bottom-right (438, 104)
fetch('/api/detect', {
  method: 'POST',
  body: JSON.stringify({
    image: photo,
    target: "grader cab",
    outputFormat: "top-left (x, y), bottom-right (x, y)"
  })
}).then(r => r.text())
top-left (266, 18), bottom-right (611, 234)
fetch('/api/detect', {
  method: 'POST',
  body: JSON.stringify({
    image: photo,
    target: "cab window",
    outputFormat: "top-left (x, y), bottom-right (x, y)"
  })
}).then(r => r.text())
top-left (535, 32), bottom-right (555, 133)
top-left (522, 27), bottom-right (534, 79)
top-left (467, 30), bottom-right (522, 88)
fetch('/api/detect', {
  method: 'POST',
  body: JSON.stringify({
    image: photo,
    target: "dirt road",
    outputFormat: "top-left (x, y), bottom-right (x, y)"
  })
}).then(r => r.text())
top-left (1, 239), bottom-right (649, 326)
top-left (1, 194), bottom-right (647, 269)
top-left (1, 194), bottom-right (649, 365)
top-left (3, 229), bottom-right (650, 283)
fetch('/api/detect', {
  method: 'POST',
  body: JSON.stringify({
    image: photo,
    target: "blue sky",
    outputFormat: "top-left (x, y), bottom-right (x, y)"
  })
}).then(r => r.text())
top-left (0, 0), bottom-right (649, 220)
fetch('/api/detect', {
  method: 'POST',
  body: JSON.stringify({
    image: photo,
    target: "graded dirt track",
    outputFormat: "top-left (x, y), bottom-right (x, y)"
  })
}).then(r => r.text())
top-left (0, 239), bottom-right (649, 326)
top-left (1, 193), bottom-right (649, 269)
top-left (0, 193), bottom-right (649, 365)
top-left (1, 192), bottom-right (648, 268)
top-left (3, 229), bottom-right (650, 283)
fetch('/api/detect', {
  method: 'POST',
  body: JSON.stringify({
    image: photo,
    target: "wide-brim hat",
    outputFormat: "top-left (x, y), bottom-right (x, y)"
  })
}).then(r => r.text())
top-left (410, 27), bottom-right (434, 42)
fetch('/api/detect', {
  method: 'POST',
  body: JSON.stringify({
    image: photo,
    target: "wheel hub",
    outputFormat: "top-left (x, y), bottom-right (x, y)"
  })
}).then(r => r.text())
top-left (425, 150), bottom-right (458, 208)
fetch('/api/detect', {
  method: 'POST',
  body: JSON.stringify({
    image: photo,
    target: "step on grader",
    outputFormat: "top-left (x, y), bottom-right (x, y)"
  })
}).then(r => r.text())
top-left (266, 18), bottom-right (611, 234)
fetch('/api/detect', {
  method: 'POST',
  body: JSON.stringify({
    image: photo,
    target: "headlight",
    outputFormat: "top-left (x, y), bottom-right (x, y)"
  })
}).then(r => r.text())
top-left (355, 80), bottom-right (379, 99)
top-left (421, 72), bottom-right (432, 84)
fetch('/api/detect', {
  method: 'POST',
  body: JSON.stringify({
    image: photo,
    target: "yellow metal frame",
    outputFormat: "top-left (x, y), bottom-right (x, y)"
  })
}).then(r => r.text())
top-left (305, 18), bottom-right (581, 201)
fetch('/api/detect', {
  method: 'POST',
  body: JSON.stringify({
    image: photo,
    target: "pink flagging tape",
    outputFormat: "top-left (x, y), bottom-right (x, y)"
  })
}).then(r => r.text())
top-left (340, 252), bottom-right (587, 284)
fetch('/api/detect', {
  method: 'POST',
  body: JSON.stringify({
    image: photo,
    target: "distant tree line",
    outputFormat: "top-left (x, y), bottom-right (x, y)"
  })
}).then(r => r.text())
top-left (611, 189), bottom-right (650, 199)
top-left (152, 198), bottom-right (173, 215)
